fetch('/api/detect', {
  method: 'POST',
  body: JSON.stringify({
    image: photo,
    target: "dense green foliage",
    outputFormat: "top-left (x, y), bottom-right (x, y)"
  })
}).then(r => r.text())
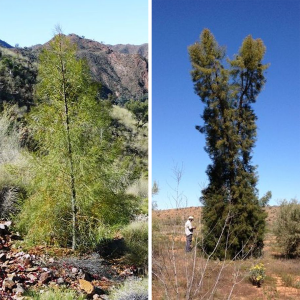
top-left (274, 199), bottom-right (300, 257)
top-left (0, 47), bottom-right (37, 110)
top-left (189, 29), bottom-right (270, 258)
top-left (121, 221), bottom-right (148, 268)
top-left (125, 98), bottom-right (148, 129)
top-left (16, 34), bottom-right (143, 251)
top-left (0, 105), bottom-right (30, 219)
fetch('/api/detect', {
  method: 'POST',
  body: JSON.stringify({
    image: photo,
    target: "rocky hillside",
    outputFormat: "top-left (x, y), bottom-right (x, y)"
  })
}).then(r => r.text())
top-left (67, 34), bottom-right (148, 101)
top-left (107, 43), bottom-right (148, 59)
top-left (16, 34), bottom-right (148, 102)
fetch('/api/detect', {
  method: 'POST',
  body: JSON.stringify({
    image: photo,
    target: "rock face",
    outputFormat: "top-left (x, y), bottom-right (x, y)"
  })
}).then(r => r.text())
top-left (68, 34), bottom-right (148, 100)
top-left (107, 43), bottom-right (148, 59)
top-left (27, 34), bottom-right (148, 101)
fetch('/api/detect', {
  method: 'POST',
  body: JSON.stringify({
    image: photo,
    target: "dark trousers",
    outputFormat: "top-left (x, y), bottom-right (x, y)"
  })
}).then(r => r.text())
top-left (186, 234), bottom-right (193, 252)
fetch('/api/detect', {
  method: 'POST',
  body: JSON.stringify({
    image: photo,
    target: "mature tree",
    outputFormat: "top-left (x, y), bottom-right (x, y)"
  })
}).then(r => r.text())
top-left (189, 29), bottom-right (271, 258)
top-left (18, 32), bottom-right (138, 250)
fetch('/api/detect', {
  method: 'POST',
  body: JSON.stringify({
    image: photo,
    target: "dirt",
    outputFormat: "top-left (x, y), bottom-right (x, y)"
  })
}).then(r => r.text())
top-left (153, 206), bottom-right (300, 300)
top-left (0, 222), bottom-right (142, 299)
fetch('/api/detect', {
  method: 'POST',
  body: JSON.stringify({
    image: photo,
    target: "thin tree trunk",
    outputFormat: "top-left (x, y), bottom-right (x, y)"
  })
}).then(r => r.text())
top-left (59, 36), bottom-right (77, 251)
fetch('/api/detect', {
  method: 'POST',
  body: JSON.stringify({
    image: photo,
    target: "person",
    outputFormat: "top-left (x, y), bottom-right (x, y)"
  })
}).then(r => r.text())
top-left (185, 216), bottom-right (196, 252)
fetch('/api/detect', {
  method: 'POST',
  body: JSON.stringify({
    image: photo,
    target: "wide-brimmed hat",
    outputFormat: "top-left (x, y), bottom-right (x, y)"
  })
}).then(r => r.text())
top-left (188, 216), bottom-right (194, 220)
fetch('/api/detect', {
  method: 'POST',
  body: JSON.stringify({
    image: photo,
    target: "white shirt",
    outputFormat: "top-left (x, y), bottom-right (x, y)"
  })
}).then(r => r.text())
top-left (185, 220), bottom-right (193, 236)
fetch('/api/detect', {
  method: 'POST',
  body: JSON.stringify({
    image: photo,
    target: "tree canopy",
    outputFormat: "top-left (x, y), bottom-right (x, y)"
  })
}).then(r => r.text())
top-left (189, 29), bottom-right (271, 258)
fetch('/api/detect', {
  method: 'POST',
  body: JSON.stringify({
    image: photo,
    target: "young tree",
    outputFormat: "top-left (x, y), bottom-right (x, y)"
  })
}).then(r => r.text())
top-left (18, 32), bottom-right (138, 250)
top-left (188, 29), bottom-right (270, 258)
top-left (151, 181), bottom-right (159, 210)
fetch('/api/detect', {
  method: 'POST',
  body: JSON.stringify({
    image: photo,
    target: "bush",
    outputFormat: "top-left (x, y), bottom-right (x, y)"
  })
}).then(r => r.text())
top-left (0, 105), bottom-right (30, 219)
top-left (273, 199), bottom-right (300, 257)
top-left (24, 287), bottom-right (86, 300)
top-left (121, 221), bottom-right (148, 268)
top-left (249, 263), bottom-right (266, 287)
top-left (110, 278), bottom-right (148, 300)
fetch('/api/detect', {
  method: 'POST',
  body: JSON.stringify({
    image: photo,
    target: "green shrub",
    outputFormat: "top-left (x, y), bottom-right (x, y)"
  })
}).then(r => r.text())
top-left (24, 287), bottom-right (86, 300)
top-left (110, 278), bottom-right (148, 300)
top-left (249, 263), bottom-right (266, 287)
top-left (121, 221), bottom-right (148, 268)
top-left (273, 199), bottom-right (300, 257)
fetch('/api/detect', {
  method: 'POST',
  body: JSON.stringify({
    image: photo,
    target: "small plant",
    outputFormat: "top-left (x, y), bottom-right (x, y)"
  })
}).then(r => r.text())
top-left (109, 278), bottom-right (148, 300)
top-left (249, 263), bottom-right (266, 287)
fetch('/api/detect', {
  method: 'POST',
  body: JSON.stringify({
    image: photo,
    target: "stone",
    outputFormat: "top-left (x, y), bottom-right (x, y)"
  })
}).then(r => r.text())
top-left (2, 278), bottom-right (16, 291)
top-left (14, 283), bottom-right (25, 295)
top-left (39, 272), bottom-right (50, 284)
top-left (79, 279), bottom-right (94, 294)
top-left (57, 277), bottom-right (65, 285)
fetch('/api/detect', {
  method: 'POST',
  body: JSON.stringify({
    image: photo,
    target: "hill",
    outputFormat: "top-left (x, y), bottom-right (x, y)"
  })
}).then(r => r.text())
top-left (107, 43), bottom-right (148, 59)
top-left (12, 34), bottom-right (148, 102)
top-left (0, 39), bottom-right (13, 48)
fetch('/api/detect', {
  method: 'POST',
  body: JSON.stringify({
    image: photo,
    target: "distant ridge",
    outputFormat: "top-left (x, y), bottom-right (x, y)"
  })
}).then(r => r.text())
top-left (107, 43), bottom-right (148, 59)
top-left (0, 39), bottom-right (13, 48)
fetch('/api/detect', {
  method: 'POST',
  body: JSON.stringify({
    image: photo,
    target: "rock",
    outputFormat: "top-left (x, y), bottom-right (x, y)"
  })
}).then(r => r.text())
top-left (79, 278), bottom-right (94, 294)
top-left (93, 294), bottom-right (101, 299)
top-left (27, 273), bottom-right (38, 282)
top-left (26, 267), bottom-right (39, 272)
top-left (57, 277), bottom-right (65, 285)
top-left (39, 272), bottom-right (50, 284)
top-left (2, 278), bottom-right (16, 291)
top-left (14, 283), bottom-right (25, 295)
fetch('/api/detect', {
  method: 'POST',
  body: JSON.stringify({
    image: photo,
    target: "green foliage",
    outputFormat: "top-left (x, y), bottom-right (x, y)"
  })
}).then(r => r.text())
top-left (16, 33), bottom-right (140, 251)
top-left (189, 29), bottom-right (269, 258)
top-left (0, 105), bottom-right (30, 219)
top-left (125, 98), bottom-right (148, 128)
top-left (273, 199), bottom-right (300, 257)
top-left (151, 181), bottom-right (159, 210)
top-left (0, 48), bottom-right (37, 109)
top-left (121, 221), bottom-right (148, 268)
top-left (24, 287), bottom-right (86, 300)
top-left (109, 278), bottom-right (148, 300)
top-left (111, 105), bottom-right (148, 179)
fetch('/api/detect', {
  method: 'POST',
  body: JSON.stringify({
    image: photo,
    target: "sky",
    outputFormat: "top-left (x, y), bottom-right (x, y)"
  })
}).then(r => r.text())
top-left (0, 0), bottom-right (148, 47)
top-left (152, 0), bottom-right (300, 209)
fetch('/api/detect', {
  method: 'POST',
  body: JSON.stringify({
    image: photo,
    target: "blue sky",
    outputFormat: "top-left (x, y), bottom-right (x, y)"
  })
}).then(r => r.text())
top-left (152, 0), bottom-right (300, 209)
top-left (0, 0), bottom-right (148, 47)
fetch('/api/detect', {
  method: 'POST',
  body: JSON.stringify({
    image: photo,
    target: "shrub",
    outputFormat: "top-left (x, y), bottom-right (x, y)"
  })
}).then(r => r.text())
top-left (24, 287), bottom-right (86, 300)
top-left (121, 221), bottom-right (148, 268)
top-left (0, 105), bottom-right (30, 219)
top-left (273, 199), bottom-right (300, 257)
top-left (249, 263), bottom-right (266, 287)
top-left (110, 278), bottom-right (148, 300)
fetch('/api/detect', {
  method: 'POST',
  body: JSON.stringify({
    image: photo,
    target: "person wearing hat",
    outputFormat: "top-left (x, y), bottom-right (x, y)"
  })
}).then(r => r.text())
top-left (185, 216), bottom-right (196, 252)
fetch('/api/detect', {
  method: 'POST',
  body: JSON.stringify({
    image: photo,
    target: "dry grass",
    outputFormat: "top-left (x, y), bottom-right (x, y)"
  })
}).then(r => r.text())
top-left (152, 206), bottom-right (300, 300)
